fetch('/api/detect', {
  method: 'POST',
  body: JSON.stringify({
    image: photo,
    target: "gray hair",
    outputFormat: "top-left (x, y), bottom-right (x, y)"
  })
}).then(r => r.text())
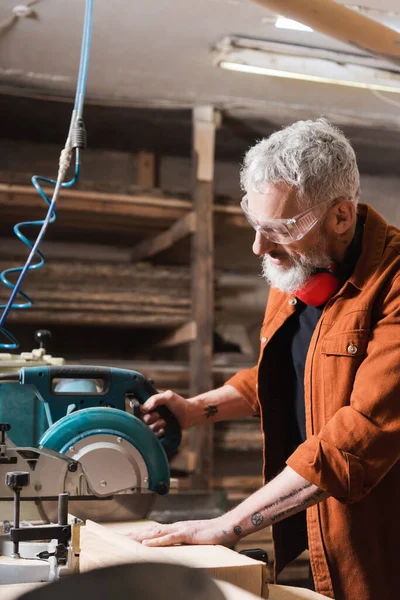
top-left (240, 118), bottom-right (360, 209)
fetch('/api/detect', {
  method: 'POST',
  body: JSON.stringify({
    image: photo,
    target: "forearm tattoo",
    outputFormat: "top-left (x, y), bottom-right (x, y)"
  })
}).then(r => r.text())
top-left (248, 483), bottom-right (325, 529)
top-left (204, 405), bottom-right (218, 419)
top-left (263, 483), bottom-right (313, 512)
top-left (251, 512), bottom-right (263, 527)
top-left (269, 489), bottom-right (325, 523)
top-left (233, 525), bottom-right (242, 536)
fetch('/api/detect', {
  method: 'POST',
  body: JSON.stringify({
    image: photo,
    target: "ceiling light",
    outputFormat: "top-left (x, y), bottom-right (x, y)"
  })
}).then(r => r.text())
top-left (274, 16), bottom-right (313, 32)
top-left (213, 37), bottom-right (400, 94)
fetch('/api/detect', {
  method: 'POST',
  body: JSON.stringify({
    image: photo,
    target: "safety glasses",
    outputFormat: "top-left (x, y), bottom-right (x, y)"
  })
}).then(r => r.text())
top-left (240, 196), bottom-right (338, 245)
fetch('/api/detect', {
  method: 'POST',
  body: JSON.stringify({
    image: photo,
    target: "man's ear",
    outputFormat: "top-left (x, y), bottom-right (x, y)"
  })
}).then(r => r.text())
top-left (329, 200), bottom-right (356, 235)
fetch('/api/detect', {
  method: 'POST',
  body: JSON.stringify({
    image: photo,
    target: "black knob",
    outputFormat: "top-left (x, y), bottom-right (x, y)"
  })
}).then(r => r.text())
top-left (34, 330), bottom-right (52, 350)
top-left (155, 482), bottom-right (169, 496)
top-left (0, 424), bottom-right (10, 445)
top-left (5, 472), bottom-right (30, 490)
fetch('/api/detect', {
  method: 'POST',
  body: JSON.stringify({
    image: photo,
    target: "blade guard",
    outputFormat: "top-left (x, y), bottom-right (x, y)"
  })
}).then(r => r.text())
top-left (20, 365), bottom-right (181, 460)
top-left (38, 407), bottom-right (170, 495)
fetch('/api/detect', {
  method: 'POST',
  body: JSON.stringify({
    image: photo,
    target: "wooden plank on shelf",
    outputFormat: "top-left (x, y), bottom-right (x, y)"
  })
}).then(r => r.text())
top-left (157, 321), bottom-right (197, 348)
top-left (189, 106), bottom-right (216, 489)
top-left (0, 184), bottom-right (245, 218)
top-left (130, 211), bottom-right (197, 262)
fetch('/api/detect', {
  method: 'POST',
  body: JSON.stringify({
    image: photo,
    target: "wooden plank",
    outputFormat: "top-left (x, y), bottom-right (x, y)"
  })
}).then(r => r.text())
top-left (157, 321), bottom-right (197, 348)
top-left (253, 0), bottom-right (400, 63)
top-left (130, 211), bottom-right (197, 262)
top-left (0, 577), bottom-right (325, 600)
top-left (79, 520), bottom-right (269, 598)
top-left (0, 183), bottom-right (246, 216)
top-left (0, 583), bottom-right (47, 600)
top-left (0, 183), bottom-right (191, 210)
top-left (193, 106), bottom-right (217, 183)
top-left (189, 106), bottom-right (216, 489)
top-left (137, 151), bottom-right (155, 189)
top-left (268, 585), bottom-right (329, 600)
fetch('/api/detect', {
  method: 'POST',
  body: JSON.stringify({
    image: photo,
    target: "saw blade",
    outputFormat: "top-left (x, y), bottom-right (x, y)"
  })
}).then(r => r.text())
top-left (38, 493), bottom-right (157, 523)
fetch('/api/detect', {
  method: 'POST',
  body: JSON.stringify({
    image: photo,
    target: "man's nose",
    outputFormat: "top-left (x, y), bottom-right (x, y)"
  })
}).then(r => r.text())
top-left (252, 229), bottom-right (276, 256)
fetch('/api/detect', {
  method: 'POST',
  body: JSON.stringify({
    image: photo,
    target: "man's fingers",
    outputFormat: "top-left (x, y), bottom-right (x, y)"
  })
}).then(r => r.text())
top-left (142, 412), bottom-right (161, 425)
top-left (128, 525), bottom-right (168, 542)
top-left (141, 390), bottom-right (175, 413)
top-left (142, 533), bottom-right (181, 547)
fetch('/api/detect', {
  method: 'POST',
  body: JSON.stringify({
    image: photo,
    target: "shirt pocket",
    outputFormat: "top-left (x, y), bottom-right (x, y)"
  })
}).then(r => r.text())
top-left (319, 329), bottom-right (370, 420)
top-left (321, 328), bottom-right (370, 357)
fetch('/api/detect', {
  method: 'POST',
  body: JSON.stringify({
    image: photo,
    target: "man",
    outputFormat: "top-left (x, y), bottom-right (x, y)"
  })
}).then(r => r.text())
top-left (130, 119), bottom-right (400, 600)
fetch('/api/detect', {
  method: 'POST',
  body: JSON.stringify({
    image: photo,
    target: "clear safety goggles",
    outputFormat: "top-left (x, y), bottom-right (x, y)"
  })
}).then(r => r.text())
top-left (240, 196), bottom-right (338, 245)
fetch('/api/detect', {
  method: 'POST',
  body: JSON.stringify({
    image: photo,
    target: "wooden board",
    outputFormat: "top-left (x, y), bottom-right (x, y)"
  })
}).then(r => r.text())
top-left (268, 585), bottom-right (328, 600)
top-left (0, 581), bottom-right (327, 600)
top-left (79, 520), bottom-right (269, 598)
top-left (0, 583), bottom-right (46, 600)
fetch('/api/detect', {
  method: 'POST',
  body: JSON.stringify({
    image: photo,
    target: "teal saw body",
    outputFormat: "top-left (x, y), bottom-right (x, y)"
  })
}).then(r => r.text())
top-left (0, 365), bottom-right (181, 521)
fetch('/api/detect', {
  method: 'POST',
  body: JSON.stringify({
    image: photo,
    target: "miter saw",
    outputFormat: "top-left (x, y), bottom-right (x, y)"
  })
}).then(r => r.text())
top-left (0, 364), bottom-right (181, 524)
top-left (0, 361), bottom-right (181, 584)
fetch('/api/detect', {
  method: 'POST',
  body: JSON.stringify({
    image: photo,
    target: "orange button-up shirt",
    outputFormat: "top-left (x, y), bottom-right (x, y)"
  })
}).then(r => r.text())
top-left (226, 204), bottom-right (400, 599)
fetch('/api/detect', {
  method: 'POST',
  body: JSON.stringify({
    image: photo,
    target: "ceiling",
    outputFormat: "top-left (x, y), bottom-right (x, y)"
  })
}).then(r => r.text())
top-left (1, 0), bottom-right (400, 163)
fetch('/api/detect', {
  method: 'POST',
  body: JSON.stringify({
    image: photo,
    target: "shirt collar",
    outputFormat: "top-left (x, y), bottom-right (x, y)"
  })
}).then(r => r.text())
top-left (347, 203), bottom-right (388, 291)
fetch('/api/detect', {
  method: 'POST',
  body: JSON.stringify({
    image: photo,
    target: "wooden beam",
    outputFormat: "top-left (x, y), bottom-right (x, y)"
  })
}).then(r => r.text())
top-left (130, 211), bottom-right (196, 262)
top-left (137, 151), bottom-right (155, 189)
top-left (157, 321), bottom-right (197, 348)
top-left (189, 106), bottom-right (218, 489)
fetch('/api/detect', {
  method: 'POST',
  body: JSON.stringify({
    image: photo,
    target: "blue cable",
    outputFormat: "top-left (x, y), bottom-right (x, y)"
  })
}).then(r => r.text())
top-left (0, 0), bottom-right (93, 350)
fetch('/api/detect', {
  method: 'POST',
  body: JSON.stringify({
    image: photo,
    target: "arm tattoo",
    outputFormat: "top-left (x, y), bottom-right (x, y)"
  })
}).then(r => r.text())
top-left (222, 530), bottom-right (228, 535)
top-left (233, 525), bottom-right (242, 536)
top-left (270, 489), bottom-right (325, 523)
top-left (251, 512), bottom-right (263, 527)
top-left (204, 405), bottom-right (218, 419)
top-left (263, 483), bottom-right (313, 511)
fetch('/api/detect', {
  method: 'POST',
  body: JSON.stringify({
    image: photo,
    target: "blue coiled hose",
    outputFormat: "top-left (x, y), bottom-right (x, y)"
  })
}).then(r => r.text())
top-left (0, 0), bottom-right (94, 349)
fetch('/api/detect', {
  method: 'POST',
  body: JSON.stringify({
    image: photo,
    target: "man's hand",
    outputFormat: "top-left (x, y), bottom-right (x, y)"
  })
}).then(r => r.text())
top-left (140, 390), bottom-right (193, 435)
top-left (127, 467), bottom-right (328, 551)
top-left (127, 518), bottom-right (235, 548)
top-left (140, 385), bottom-right (254, 436)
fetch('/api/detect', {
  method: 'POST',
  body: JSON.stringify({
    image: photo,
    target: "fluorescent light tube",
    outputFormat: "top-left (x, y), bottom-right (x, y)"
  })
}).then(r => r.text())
top-left (214, 38), bottom-right (400, 94)
top-left (219, 61), bottom-right (400, 93)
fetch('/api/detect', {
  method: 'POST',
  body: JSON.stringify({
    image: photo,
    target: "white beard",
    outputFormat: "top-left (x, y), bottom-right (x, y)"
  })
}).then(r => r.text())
top-left (262, 248), bottom-right (332, 294)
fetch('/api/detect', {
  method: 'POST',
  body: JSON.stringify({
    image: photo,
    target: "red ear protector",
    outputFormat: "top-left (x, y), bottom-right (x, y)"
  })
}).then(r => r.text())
top-left (295, 264), bottom-right (341, 307)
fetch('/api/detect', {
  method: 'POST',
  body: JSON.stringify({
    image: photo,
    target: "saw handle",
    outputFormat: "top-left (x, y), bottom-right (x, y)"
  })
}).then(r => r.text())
top-left (141, 377), bottom-right (182, 461)
top-left (20, 365), bottom-right (182, 460)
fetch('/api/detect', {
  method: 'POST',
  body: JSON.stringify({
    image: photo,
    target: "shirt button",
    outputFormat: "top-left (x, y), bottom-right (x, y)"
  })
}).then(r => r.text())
top-left (288, 297), bottom-right (297, 306)
top-left (261, 336), bottom-right (267, 344)
top-left (347, 344), bottom-right (358, 355)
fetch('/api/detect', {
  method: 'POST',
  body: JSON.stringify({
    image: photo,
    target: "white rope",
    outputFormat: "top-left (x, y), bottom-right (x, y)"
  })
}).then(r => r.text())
top-left (58, 147), bottom-right (73, 181)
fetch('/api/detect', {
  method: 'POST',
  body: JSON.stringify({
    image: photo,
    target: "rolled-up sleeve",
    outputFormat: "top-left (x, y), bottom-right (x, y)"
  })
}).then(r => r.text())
top-left (224, 366), bottom-right (259, 413)
top-left (287, 273), bottom-right (400, 504)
